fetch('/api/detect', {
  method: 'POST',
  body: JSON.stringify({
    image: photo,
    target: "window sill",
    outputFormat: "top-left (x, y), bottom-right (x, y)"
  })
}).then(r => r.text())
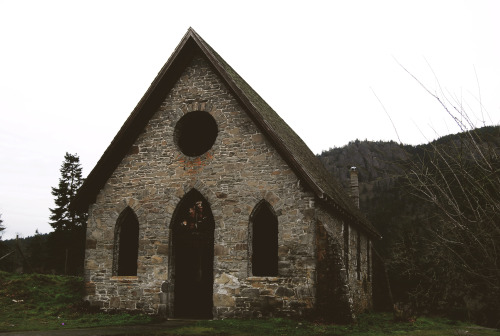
top-left (247, 276), bottom-right (279, 282)
top-left (110, 276), bottom-right (138, 281)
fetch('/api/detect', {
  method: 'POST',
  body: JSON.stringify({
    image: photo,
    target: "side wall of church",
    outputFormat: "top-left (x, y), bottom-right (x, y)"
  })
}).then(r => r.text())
top-left (315, 207), bottom-right (373, 321)
top-left (347, 225), bottom-right (373, 314)
top-left (83, 55), bottom-right (318, 318)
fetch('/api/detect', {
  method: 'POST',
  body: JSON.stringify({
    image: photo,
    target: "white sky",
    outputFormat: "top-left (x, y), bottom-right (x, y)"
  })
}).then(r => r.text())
top-left (1, 0), bottom-right (499, 240)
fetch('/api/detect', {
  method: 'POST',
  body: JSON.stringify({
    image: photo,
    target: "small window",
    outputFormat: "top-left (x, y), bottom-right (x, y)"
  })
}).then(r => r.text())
top-left (356, 231), bottom-right (361, 281)
top-left (174, 111), bottom-right (218, 157)
top-left (113, 207), bottom-right (139, 276)
top-left (367, 240), bottom-right (371, 282)
top-left (250, 201), bottom-right (278, 276)
top-left (343, 222), bottom-right (349, 276)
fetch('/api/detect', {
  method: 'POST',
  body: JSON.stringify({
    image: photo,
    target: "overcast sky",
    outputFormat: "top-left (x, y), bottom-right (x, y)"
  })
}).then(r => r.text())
top-left (1, 0), bottom-right (499, 240)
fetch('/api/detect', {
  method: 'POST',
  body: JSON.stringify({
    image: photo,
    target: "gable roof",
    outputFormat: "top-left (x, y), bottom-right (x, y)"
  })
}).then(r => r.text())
top-left (72, 28), bottom-right (380, 238)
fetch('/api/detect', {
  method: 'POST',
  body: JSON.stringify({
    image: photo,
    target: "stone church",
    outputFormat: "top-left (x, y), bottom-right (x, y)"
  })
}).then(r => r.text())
top-left (73, 28), bottom-right (380, 321)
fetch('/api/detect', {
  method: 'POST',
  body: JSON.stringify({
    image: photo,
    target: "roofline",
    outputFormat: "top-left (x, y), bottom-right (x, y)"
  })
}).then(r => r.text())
top-left (72, 28), bottom-right (380, 239)
top-left (318, 194), bottom-right (382, 239)
top-left (188, 29), bottom-right (327, 198)
top-left (73, 30), bottom-right (199, 209)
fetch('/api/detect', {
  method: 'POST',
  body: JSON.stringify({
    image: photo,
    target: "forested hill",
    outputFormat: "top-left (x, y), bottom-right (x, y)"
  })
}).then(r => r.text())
top-left (320, 126), bottom-right (500, 189)
top-left (318, 125), bottom-right (500, 254)
top-left (318, 125), bottom-right (500, 325)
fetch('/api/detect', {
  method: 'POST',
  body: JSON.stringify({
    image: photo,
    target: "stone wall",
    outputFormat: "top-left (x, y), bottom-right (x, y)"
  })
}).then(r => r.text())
top-left (315, 207), bottom-right (373, 322)
top-left (346, 225), bottom-right (373, 314)
top-left (84, 55), bottom-right (318, 318)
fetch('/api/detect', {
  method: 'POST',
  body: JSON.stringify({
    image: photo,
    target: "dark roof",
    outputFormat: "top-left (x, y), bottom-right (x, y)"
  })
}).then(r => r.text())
top-left (73, 28), bottom-right (380, 238)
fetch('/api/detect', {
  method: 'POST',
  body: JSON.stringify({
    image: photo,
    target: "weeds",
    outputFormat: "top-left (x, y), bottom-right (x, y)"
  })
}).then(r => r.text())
top-left (0, 271), bottom-right (153, 332)
top-left (167, 314), bottom-right (500, 336)
top-left (0, 271), bottom-right (498, 335)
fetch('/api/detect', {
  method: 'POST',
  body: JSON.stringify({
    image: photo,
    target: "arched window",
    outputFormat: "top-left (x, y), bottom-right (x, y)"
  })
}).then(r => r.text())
top-left (367, 240), bottom-right (371, 282)
top-left (250, 201), bottom-right (278, 276)
top-left (356, 230), bottom-right (361, 281)
top-left (113, 207), bottom-right (139, 276)
top-left (343, 222), bottom-right (349, 276)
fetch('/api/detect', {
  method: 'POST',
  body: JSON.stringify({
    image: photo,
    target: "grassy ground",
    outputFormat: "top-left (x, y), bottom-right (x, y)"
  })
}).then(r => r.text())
top-left (0, 271), bottom-right (498, 335)
top-left (165, 315), bottom-right (500, 336)
top-left (0, 271), bottom-right (153, 332)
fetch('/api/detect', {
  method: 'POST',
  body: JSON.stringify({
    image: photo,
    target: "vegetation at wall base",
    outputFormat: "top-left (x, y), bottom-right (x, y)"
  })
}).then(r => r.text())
top-left (0, 271), bottom-right (153, 332)
top-left (1, 271), bottom-right (498, 335)
top-left (166, 314), bottom-right (499, 335)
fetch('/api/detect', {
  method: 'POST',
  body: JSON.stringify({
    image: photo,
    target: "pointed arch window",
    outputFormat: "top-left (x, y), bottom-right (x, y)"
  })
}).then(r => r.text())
top-left (367, 239), bottom-right (372, 282)
top-left (356, 230), bottom-right (361, 280)
top-left (343, 222), bottom-right (349, 276)
top-left (250, 201), bottom-right (278, 276)
top-left (113, 207), bottom-right (139, 276)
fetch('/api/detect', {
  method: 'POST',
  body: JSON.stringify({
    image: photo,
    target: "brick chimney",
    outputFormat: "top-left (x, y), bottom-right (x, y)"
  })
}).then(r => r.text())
top-left (349, 167), bottom-right (359, 208)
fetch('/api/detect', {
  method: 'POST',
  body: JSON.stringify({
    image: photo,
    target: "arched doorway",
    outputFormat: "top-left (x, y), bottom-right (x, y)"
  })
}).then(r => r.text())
top-left (170, 189), bottom-right (214, 318)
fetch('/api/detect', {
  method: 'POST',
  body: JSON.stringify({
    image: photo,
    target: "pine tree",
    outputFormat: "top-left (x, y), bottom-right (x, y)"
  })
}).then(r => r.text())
top-left (49, 153), bottom-right (87, 274)
top-left (28, 230), bottom-right (49, 273)
top-left (0, 214), bottom-right (5, 254)
top-left (50, 153), bottom-right (87, 231)
top-left (0, 214), bottom-right (4, 239)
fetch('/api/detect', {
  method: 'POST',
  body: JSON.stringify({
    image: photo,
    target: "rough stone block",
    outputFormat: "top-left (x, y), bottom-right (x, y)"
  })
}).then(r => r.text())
top-left (157, 244), bottom-right (169, 255)
top-left (241, 288), bottom-right (260, 298)
top-left (86, 239), bottom-right (97, 249)
top-left (276, 287), bottom-right (295, 297)
top-left (110, 297), bottom-right (120, 308)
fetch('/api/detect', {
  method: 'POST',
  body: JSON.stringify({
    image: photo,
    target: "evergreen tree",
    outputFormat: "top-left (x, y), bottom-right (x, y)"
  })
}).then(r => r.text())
top-left (0, 214), bottom-right (4, 239)
top-left (49, 153), bottom-right (87, 275)
top-left (0, 214), bottom-right (5, 257)
top-left (50, 153), bottom-right (87, 231)
top-left (28, 230), bottom-right (49, 273)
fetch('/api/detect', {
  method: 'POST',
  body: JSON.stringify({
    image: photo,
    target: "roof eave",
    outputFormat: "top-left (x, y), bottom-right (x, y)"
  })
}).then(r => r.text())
top-left (188, 30), bottom-right (327, 198)
top-left (72, 31), bottom-right (200, 211)
top-left (319, 194), bottom-right (382, 239)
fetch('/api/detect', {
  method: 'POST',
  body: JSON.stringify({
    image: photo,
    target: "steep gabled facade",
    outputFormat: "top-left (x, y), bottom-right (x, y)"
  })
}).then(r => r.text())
top-left (73, 28), bottom-right (380, 321)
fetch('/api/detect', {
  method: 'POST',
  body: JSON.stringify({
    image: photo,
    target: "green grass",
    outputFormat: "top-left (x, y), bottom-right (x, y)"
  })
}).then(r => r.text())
top-left (0, 271), bottom-right (153, 332)
top-left (167, 315), bottom-right (500, 336)
top-left (0, 271), bottom-right (498, 335)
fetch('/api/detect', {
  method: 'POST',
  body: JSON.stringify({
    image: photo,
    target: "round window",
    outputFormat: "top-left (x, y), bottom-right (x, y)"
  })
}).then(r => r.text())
top-left (174, 111), bottom-right (218, 157)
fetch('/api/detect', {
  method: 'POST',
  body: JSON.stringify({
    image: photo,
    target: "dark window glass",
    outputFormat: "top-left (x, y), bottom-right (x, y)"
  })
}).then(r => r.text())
top-left (344, 222), bottom-right (349, 276)
top-left (251, 201), bottom-right (278, 276)
top-left (115, 208), bottom-right (139, 276)
top-left (356, 231), bottom-right (361, 280)
top-left (174, 111), bottom-right (218, 157)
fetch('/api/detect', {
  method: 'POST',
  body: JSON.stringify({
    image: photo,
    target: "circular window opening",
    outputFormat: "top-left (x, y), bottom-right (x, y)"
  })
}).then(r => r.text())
top-left (174, 111), bottom-right (218, 157)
